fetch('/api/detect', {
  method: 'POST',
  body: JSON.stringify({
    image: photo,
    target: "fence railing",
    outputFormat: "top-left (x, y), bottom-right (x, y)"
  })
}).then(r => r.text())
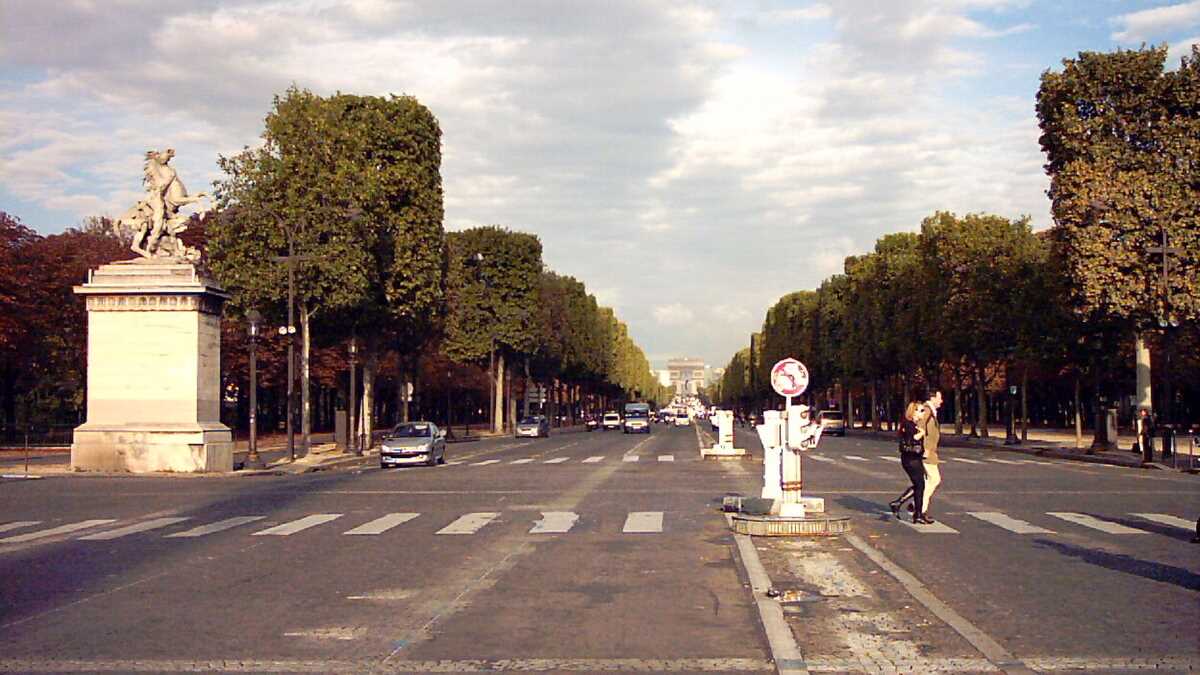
top-left (0, 426), bottom-right (76, 448)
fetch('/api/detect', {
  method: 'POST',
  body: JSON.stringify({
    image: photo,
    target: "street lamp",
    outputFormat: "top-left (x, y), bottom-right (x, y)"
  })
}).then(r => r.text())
top-left (244, 309), bottom-right (265, 469)
top-left (348, 338), bottom-right (360, 456)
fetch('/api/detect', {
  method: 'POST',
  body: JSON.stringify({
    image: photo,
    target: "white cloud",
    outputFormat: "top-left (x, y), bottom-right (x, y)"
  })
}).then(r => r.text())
top-left (653, 303), bottom-right (696, 326)
top-left (1111, 1), bottom-right (1200, 43)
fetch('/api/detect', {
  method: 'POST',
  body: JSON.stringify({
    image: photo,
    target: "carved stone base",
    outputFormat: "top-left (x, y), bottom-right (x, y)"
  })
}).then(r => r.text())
top-left (72, 424), bottom-right (233, 473)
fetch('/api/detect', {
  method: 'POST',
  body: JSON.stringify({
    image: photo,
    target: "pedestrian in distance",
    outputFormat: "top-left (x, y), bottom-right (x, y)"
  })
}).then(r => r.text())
top-left (1135, 408), bottom-right (1155, 462)
top-left (889, 400), bottom-right (930, 524)
top-left (920, 390), bottom-right (944, 522)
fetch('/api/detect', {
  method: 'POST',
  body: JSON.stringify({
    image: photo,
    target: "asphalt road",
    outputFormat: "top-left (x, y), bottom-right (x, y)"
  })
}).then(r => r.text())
top-left (1, 423), bottom-right (1197, 674)
top-left (0, 424), bottom-right (772, 673)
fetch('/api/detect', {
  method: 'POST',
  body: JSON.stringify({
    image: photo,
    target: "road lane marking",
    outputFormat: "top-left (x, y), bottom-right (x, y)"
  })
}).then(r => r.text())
top-left (441, 461), bottom-right (464, 466)
top-left (343, 513), bottom-right (419, 535)
top-left (658, 455), bottom-right (675, 462)
top-left (807, 455), bottom-right (835, 463)
top-left (948, 457), bottom-right (982, 464)
top-left (879, 456), bottom-right (901, 463)
top-left (436, 512), bottom-right (499, 535)
top-left (582, 456), bottom-right (605, 463)
top-left (623, 455), bottom-right (639, 462)
top-left (79, 517), bottom-right (191, 540)
top-left (844, 455), bottom-right (870, 461)
top-left (0, 521), bottom-right (40, 534)
top-left (0, 519), bottom-right (117, 544)
top-left (899, 519), bottom-right (959, 533)
top-left (529, 511), bottom-right (579, 534)
top-left (968, 512), bottom-right (1055, 534)
top-left (1130, 513), bottom-right (1196, 531)
top-left (622, 511), bottom-right (663, 533)
top-left (510, 458), bottom-right (535, 464)
top-left (987, 458), bottom-right (1024, 465)
top-left (166, 516), bottom-right (265, 538)
top-left (471, 459), bottom-right (501, 466)
top-left (252, 514), bottom-right (342, 536)
top-left (1048, 512), bottom-right (1148, 534)
top-left (542, 457), bottom-right (569, 464)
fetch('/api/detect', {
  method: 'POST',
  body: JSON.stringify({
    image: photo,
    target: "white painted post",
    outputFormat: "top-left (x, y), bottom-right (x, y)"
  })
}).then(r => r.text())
top-left (758, 410), bottom-right (783, 503)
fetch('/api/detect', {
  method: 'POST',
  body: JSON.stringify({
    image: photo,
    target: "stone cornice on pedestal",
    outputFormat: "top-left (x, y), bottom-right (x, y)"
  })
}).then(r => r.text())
top-left (74, 259), bottom-right (230, 300)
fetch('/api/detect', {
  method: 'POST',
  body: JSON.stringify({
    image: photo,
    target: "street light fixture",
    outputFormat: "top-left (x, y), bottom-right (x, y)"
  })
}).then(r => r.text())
top-left (348, 337), bottom-right (360, 456)
top-left (244, 309), bottom-right (266, 470)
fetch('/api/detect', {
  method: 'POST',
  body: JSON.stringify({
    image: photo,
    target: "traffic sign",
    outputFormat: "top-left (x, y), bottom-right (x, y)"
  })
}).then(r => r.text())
top-left (770, 358), bottom-right (809, 397)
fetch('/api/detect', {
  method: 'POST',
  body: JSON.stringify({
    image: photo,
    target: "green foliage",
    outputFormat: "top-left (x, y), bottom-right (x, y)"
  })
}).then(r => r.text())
top-left (1038, 46), bottom-right (1199, 327)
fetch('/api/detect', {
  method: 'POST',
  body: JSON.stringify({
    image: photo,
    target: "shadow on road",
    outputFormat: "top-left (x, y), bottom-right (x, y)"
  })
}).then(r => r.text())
top-left (1032, 538), bottom-right (1200, 592)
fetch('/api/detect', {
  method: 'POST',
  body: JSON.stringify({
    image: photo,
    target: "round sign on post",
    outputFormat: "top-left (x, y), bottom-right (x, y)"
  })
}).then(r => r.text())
top-left (770, 358), bottom-right (809, 397)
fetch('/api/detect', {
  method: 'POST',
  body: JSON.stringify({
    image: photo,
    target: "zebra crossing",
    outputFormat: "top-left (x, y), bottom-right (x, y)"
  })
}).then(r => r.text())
top-left (888, 510), bottom-right (1192, 537)
top-left (452, 454), bottom-right (685, 467)
top-left (0, 509), bottom-right (675, 545)
top-left (807, 453), bottom-right (1049, 466)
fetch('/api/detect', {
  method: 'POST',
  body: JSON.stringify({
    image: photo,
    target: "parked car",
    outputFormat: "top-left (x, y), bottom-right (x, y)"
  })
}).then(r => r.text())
top-left (380, 422), bottom-right (446, 468)
top-left (516, 415), bottom-right (550, 438)
top-left (818, 410), bottom-right (846, 436)
top-left (602, 412), bottom-right (622, 431)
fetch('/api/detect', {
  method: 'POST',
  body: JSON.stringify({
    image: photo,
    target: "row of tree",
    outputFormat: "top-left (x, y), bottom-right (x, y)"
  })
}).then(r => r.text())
top-left (0, 87), bottom-right (669, 442)
top-left (715, 46), bottom-right (1199, 443)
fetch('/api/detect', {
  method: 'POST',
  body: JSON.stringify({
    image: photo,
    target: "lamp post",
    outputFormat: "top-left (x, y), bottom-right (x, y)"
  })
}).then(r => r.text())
top-left (244, 310), bottom-right (266, 469)
top-left (270, 222), bottom-right (308, 463)
top-left (348, 338), bottom-right (360, 456)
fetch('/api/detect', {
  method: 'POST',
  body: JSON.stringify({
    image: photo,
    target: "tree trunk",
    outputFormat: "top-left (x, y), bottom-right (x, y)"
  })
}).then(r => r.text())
top-left (845, 382), bottom-right (854, 430)
top-left (1074, 373), bottom-right (1083, 449)
top-left (1020, 367), bottom-right (1028, 442)
top-left (954, 373), bottom-right (964, 435)
top-left (362, 345), bottom-right (377, 450)
top-left (1134, 331), bottom-right (1152, 413)
top-left (870, 380), bottom-right (880, 431)
top-left (523, 358), bottom-right (532, 418)
top-left (492, 352), bottom-right (505, 434)
top-left (975, 365), bottom-right (989, 438)
top-left (397, 367), bottom-right (409, 424)
top-left (505, 365), bottom-right (516, 432)
top-left (300, 304), bottom-right (313, 454)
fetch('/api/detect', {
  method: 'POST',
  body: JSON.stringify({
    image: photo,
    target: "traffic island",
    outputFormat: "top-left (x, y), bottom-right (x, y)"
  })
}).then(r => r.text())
top-left (732, 512), bottom-right (852, 537)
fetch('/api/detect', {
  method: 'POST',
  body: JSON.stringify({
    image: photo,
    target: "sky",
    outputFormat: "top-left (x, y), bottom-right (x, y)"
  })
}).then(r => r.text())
top-left (2, 1), bottom-right (1198, 372)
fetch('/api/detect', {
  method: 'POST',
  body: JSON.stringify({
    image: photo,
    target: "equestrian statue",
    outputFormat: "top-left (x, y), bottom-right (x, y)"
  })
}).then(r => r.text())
top-left (114, 148), bottom-right (208, 262)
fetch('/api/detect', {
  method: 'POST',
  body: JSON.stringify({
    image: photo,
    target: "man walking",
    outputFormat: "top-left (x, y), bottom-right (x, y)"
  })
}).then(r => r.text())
top-left (920, 390), bottom-right (944, 522)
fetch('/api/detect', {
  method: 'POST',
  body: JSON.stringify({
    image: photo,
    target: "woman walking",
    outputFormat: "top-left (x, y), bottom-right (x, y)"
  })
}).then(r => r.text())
top-left (889, 401), bottom-right (930, 524)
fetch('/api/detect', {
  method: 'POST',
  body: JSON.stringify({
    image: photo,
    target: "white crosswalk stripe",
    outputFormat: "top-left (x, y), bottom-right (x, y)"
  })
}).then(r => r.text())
top-left (879, 456), bottom-right (901, 463)
top-left (343, 513), bottom-right (419, 535)
top-left (899, 518), bottom-right (958, 533)
top-left (968, 512), bottom-right (1055, 534)
top-left (529, 511), bottom-right (578, 534)
top-left (844, 455), bottom-right (870, 461)
top-left (987, 458), bottom-right (1025, 465)
top-left (623, 455), bottom-right (639, 463)
top-left (658, 455), bottom-right (675, 462)
top-left (0, 521), bottom-right (40, 535)
top-left (252, 514), bottom-right (342, 536)
top-left (622, 511), bottom-right (663, 533)
top-left (543, 457), bottom-right (569, 464)
top-left (807, 455), bottom-right (835, 463)
top-left (1130, 513), bottom-right (1196, 531)
top-left (510, 458), bottom-right (535, 464)
top-left (166, 516), bottom-right (266, 538)
top-left (471, 459), bottom-right (501, 466)
top-left (437, 512), bottom-right (499, 535)
top-left (442, 461), bottom-right (465, 466)
top-left (948, 457), bottom-right (982, 464)
top-left (0, 519), bottom-right (117, 544)
top-left (582, 456), bottom-right (605, 463)
top-left (1048, 512), bottom-right (1148, 535)
top-left (80, 517), bottom-right (191, 540)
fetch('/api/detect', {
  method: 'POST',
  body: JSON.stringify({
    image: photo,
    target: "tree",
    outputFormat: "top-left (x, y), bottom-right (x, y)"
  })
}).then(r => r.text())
top-left (211, 87), bottom-right (445, 449)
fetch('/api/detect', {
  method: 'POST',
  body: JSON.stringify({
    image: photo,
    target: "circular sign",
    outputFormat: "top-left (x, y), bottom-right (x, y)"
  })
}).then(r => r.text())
top-left (770, 358), bottom-right (809, 397)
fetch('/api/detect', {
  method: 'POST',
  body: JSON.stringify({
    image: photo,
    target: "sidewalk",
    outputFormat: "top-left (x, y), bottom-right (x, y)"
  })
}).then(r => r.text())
top-left (850, 425), bottom-right (1200, 473)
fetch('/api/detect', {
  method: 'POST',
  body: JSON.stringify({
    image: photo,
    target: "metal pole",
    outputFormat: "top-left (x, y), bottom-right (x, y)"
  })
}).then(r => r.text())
top-left (245, 331), bottom-right (265, 469)
top-left (349, 344), bottom-right (358, 456)
top-left (286, 234), bottom-right (296, 462)
top-left (488, 338), bottom-right (495, 433)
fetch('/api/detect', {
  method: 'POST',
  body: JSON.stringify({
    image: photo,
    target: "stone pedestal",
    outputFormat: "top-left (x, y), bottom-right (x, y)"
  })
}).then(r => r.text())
top-left (71, 260), bottom-right (233, 472)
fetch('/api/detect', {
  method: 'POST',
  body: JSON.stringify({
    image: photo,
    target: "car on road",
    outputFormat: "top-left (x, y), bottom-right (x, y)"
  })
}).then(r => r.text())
top-left (585, 415), bottom-right (599, 432)
top-left (515, 415), bottom-right (551, 438)
top-left (674, 410), bottom-right (690, 426)
top-left (602, 412), bottom-right (622, 431)
top-left (380, 422), bottom-right (446, 467)
top-left (818, 410), bottom-right (846, 436)
top-left (623, 402), bottom-right (651, 434)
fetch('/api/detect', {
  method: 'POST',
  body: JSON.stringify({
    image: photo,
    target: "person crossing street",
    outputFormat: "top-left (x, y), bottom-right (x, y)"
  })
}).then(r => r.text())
top-left (920, 390), bottom-right (944, 522)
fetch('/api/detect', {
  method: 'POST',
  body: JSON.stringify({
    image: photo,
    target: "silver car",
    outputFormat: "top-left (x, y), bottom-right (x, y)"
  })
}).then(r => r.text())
top-left (380, 422), bottom-right (446, 467)
top-left (515, 415), bottom-right (550, 438)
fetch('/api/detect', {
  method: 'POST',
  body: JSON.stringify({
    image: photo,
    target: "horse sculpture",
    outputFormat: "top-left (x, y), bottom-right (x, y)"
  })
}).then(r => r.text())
top-left (116, 148), bottom-right (207, 262)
